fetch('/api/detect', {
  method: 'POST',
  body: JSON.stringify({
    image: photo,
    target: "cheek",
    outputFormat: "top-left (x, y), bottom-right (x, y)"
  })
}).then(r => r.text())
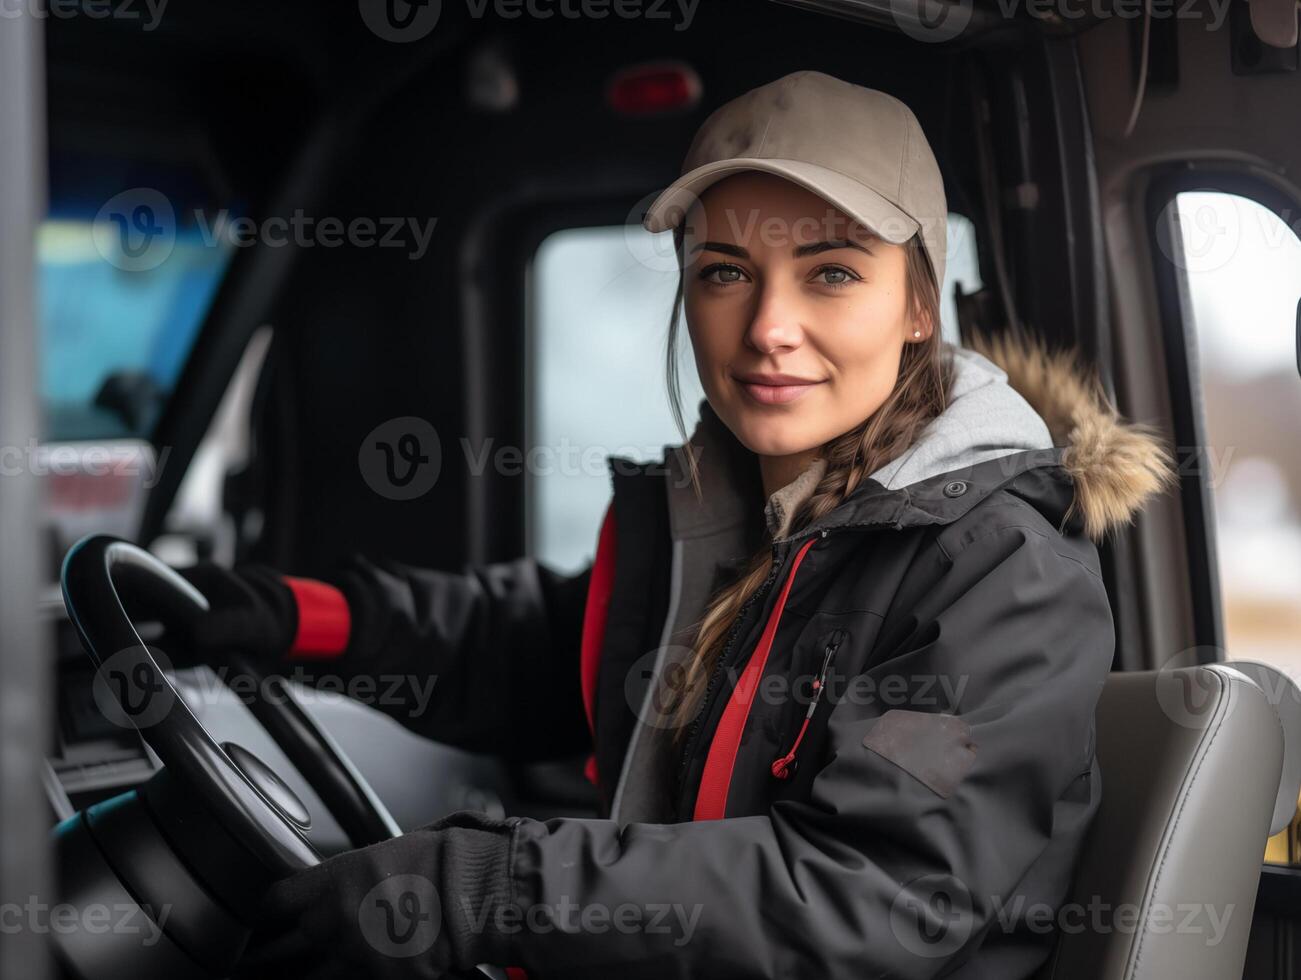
top-left (684, 292), bottom-right (740, 381)
top-left (820, 289), bottom-right (905, 364)
top-left (816, 293), bottom-right (907, 410)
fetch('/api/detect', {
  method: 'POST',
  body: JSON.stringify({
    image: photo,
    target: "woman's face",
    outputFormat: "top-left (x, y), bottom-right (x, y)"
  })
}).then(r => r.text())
top-left (683, 172), bottom-right (932, 470)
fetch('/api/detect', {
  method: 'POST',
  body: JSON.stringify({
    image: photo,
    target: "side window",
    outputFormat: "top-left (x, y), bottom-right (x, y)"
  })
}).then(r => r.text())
top-left (942, 213), bottom-right (982, 343)
top-left (528, 214), bottom-right (982, 574)
top-left (527, 225), bottom-right (704, 575)
top-left (1166, 190), bottom-right (1301, 672)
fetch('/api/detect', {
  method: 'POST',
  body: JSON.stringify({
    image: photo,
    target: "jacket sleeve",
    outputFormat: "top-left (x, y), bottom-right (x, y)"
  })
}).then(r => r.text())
top-left (295, 552), bottom-right (594, 763)
top-left (453, 524), bottom-right (1114, 978)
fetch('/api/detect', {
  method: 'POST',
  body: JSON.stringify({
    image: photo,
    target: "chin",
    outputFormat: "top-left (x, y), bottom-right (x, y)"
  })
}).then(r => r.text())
top-left (728, 414), bottom-right (819, 459)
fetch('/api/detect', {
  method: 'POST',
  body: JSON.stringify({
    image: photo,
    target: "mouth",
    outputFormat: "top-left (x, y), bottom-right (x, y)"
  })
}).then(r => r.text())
top-left (732, 372), bottom-right (826, 406)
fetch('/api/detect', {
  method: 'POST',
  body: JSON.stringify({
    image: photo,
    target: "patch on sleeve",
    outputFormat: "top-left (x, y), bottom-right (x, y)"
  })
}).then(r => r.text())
top-left (861, 709), bottom-right (978, 798)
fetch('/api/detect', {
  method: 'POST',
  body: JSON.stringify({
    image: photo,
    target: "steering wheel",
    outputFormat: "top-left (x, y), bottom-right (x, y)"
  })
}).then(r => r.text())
top-left (61, 535), bottom-right (326, 874)
top-left (64, 533), bottom-right (404, 851)
top-left (219, 652), bottom-right (402, 848)
top-left (55, 535), bottom-right (502, 979)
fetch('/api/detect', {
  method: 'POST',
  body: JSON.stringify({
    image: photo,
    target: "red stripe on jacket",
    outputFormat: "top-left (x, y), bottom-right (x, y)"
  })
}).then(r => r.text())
top-left (578, 501), bottom-right (618, 786)
top-left (693, 536), bottom-right (818, 821)
top-left (282, 576), bottom-right (351, 658)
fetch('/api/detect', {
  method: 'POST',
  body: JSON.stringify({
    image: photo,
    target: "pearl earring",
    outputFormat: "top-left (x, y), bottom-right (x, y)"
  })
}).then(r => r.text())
top-left (913, 330), bottom-right (921, 338)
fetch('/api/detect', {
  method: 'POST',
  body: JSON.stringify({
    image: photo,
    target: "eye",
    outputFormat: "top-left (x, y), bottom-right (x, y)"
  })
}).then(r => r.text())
top-left (698, 262), bottom-right (750, 286)
top-left (810, 264), bottom-right (861, 289)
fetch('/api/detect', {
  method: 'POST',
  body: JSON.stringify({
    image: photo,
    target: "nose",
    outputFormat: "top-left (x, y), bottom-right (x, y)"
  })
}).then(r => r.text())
top-left (744, 279), bottom-right (805, 355)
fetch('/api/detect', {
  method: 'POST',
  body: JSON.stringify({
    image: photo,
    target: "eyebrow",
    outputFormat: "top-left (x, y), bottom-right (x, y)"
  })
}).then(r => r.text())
top-left (697, 239), bottom-right (876, 260)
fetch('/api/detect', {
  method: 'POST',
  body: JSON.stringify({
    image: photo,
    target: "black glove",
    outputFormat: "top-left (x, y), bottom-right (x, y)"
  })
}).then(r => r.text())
top-left (169, 561), bottom-right (298, 665)
top-left (261, 809), bottom-right (522, 979)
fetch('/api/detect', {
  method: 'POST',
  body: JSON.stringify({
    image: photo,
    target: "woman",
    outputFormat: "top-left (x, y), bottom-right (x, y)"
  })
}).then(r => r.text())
top-left (185, 71), bottom-right (1175, 979)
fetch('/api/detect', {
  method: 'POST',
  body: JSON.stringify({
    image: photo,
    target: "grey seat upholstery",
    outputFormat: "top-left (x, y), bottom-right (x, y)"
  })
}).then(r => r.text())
top-left (1037, 665), bottom-right (1287, 980)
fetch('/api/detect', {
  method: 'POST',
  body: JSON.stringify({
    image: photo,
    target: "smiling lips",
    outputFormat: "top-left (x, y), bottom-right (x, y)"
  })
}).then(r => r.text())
top-left (733, 372), bottom-right (826, 405)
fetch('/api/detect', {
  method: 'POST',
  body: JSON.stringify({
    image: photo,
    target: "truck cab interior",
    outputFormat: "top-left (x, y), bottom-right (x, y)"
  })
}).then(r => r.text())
top-left (0, 0), bottom-right (1299, 977)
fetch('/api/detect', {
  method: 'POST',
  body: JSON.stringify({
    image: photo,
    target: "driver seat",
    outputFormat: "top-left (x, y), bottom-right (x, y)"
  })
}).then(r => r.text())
top-left (1035, 663), bottom-right (1299, 980)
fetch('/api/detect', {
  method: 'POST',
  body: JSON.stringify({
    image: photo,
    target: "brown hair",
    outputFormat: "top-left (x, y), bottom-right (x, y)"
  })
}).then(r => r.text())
top-left (661, 225), bottom-right (952, 741)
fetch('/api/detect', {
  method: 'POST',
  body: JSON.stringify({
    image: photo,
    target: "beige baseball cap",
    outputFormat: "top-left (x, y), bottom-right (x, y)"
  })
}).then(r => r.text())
top-left (642, 70), bottom-right (948, 289)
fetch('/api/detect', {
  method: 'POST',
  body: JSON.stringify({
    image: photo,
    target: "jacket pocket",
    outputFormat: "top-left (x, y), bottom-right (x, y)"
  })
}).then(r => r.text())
top-left (859, 708), bottom-right (978, 798)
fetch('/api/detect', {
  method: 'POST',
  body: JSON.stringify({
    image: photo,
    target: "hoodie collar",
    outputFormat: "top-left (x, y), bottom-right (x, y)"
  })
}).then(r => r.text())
top-left (661, 332), bottom-right (1176, 546)
top-left (765, 456), bottom-right (828, 540)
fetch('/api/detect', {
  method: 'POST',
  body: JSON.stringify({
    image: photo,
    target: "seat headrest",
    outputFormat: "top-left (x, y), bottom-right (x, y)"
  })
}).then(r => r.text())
top-left (1215, 660), bottom-right (1301, 835)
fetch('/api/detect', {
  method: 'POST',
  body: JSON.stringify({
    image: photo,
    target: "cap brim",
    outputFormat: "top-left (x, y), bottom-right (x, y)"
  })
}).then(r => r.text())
top-left (641, 157), bottom-right (920, 246)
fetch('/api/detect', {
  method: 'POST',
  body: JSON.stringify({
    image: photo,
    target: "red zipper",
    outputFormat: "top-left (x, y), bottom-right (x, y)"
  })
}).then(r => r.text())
top-left (693, 535), bottom-right (819, 821)
top-left (771, 628), bottom-right (845, 780)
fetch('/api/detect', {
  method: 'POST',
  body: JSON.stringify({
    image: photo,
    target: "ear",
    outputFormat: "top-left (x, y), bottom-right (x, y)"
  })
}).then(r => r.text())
top-left (908, 302), bottom-right (935, 343)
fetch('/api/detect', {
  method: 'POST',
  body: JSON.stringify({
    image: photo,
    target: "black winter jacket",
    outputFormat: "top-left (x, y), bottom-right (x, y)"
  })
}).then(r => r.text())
top-left (297, 331), bottom-right (1175, 979)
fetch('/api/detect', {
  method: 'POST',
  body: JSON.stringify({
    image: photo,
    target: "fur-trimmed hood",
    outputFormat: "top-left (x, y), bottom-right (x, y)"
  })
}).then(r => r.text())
top-left (964, 329), bottom-right (1177, 541)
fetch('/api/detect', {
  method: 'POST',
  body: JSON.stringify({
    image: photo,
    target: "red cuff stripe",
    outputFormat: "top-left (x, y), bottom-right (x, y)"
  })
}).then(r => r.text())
top-left (282, 576), bottom-right (351, 658)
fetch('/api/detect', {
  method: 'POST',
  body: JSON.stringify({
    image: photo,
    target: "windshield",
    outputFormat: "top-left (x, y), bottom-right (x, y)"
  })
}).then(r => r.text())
top-left (38, 195), bottom-right (236, 441)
